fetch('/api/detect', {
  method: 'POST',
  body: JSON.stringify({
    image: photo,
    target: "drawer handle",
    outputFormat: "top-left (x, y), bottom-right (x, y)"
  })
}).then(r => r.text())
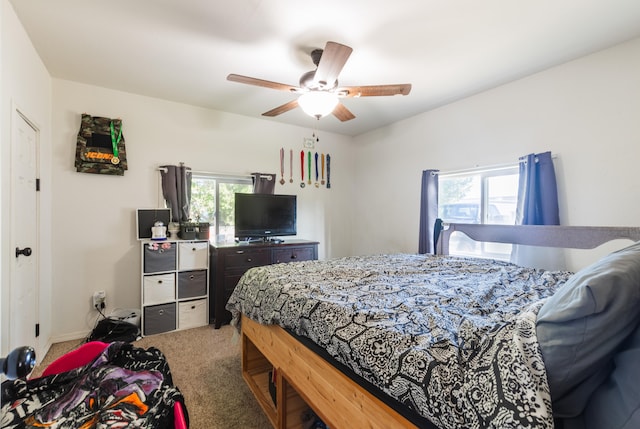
top-left (158, 309), bottom-right (164, 315)
top-left (236, 250), bottom-right (244, 254)
top-left (291, 254), bottom-right (297, 259)
top-left (246, 258), bottom-right (252, 262)
top-left (192, 247), bottom-right (196, 251)
top-left (157, 280), bottom-right (163, 284)
top-left (191, 305), bottom-right (196, 309)
top-left (189, 275), bottom-right (195, 280)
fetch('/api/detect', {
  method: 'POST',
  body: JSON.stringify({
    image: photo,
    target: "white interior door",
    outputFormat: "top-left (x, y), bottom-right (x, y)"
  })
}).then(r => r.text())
top-left (10, 109), bottom-right (39, 353)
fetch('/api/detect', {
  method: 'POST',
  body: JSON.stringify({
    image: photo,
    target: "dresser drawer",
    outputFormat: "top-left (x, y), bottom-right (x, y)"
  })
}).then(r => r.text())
top-left (223, 249), bottom-right (271, 270)
top-left (223, 273), bottom-right (245, 295)
top-left (179, 299), bottom-right (207, 330)
top-left (177, 270), bottom-right (207, 299)
top-left (143, 302), bottom-right (176, 335)
top-left (273, 247), bottom-right (315, 264)
top-left (143, 273), bottom-right (175, 305)
top-left (178, 242), bottom-right (208, 270)
top-left (143, 242), bottom-right (176, 273)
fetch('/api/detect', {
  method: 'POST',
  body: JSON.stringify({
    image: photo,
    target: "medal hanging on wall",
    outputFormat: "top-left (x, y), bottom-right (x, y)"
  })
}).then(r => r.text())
top-left (289, 149), bottom-right (294, 183)
top-left (307, 151), bottom-right (312, 186)
top-left (279, 147), bottom-right (285, 185)
top-left (300, 150), bottom-right (305, 188)
top-left (110, 121), bottom-right (122, 165)
top-left (321, 153), bottom-right (325, 185)
top-left (326, 153), bottom-right (331, 189)
top-left (314, 152), bottom-right (319, 188)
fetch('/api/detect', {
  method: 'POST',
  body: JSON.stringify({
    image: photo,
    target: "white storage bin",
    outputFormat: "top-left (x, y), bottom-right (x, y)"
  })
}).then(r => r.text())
top-left (143, 273), bottom-right (175, 305)
top-left (178, 242), bottom-right (208, 271)
top-left (178, 299), bottom-right (207, 330)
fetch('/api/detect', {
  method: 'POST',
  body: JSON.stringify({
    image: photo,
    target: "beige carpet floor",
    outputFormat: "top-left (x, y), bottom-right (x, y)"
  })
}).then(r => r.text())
top-left (32, 325), bottom-right (271, 429)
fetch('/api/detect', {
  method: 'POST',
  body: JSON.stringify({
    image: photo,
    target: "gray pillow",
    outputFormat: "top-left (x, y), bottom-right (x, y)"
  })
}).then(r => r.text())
top-left (582, 325), bottom-right (640, 429)
top-left (536, 240), bottom-right (640, 418)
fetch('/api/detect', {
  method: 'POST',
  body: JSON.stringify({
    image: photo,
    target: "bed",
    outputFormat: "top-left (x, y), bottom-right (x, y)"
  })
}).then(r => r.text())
top-left (1, 341), bottom-right (188, 428)
top-left (226, 223), bottom-right (640, 429)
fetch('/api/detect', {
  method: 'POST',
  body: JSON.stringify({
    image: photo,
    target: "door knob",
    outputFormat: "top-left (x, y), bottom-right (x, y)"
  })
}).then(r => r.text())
top-left (15, 247), bottom-right (32, 258)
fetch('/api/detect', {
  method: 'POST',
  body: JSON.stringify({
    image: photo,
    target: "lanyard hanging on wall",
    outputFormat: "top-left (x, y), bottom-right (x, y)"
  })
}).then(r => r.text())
top-left (326, 154), bottom-right (331, 189)
top-left (110, 121), bottom-right (122, 165)
top-left (300, 150), bottom-right (305, 188)
top-left (279, 148), bottom-right (285, 185)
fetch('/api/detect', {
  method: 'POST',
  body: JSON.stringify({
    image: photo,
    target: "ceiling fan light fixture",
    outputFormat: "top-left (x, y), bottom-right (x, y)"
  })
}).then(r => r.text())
top-left (298, 91), bottom-right (339, 119)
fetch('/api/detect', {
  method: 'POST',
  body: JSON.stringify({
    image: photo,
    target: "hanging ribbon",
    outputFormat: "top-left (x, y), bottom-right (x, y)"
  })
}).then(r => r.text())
top-left (110, 121), bottom-right (122, 165)
top-left (326, 154), bottom-right (331, 189)
top-left (279, 147), bottom-right (285, 185)
top-left (307, 151), bottom-right (312, 185)
top-left (300, 150), bottom-right (305, 188)
top-left (289, 149), bottom-right (293, 183)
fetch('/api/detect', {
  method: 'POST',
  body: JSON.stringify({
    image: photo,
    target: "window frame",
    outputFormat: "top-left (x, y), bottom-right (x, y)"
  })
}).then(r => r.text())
top-left (438, 164), bottom-right (519, 258)
top-left (190, 173), bottom-right (253, 241)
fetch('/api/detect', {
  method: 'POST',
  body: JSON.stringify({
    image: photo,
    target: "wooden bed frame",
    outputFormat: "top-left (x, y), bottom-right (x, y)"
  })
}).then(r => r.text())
top-left (240, 224), bottom-right (640, 429)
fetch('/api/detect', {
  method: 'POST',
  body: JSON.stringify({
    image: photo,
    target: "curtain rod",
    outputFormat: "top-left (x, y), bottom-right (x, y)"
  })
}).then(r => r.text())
top-left (156, 167), bottom-right (272, 180)
top-left (436, 153), bottom-right (558, 177)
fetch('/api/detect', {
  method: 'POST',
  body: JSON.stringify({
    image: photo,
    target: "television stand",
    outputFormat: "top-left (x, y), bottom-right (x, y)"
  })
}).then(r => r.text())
top-left (210, 239), bottom-right (319, 328)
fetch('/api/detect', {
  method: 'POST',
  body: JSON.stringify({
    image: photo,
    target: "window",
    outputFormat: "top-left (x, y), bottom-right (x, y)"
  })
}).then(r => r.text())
top-left (438, 166), bottom-right (519, 259)
top-left (190, 174), bottom-right (253, 242)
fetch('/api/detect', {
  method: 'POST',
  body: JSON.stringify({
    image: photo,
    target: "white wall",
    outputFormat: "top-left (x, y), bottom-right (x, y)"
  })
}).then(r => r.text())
top-left (1, 0), bottom-right (52, 357)
top-left (50, 80), bottom-right (354, 340)
top-left (6, 3), bottom-right (640, 343)
top-left (351, 37), bottom-right (640, 270)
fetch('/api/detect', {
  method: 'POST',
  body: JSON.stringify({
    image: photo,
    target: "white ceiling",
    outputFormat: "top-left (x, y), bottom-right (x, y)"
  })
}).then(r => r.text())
top-left (10, 0), bottom-right (640, 136)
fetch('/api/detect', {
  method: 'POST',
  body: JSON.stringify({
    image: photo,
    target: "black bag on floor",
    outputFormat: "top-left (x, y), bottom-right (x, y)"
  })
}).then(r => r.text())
top-left (87, 318), bottom-right (139, 343)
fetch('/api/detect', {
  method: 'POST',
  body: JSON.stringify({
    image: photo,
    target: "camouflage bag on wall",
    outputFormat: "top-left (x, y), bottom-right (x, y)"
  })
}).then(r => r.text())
top-left (75, 113), bottom-right (128, 175)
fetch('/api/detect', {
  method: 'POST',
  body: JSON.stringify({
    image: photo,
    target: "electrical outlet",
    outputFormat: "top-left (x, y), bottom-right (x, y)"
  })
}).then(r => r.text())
top-left (93, 291), bottom-right (106, 310)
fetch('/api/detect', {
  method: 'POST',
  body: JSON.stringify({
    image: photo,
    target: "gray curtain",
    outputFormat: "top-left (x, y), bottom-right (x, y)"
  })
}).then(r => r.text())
top-left (252, 173), bottom-right (275, 194)
top-left (418, 169), bottom-right (439, 254)
top-left (161, 164), bottom-right (192, 223)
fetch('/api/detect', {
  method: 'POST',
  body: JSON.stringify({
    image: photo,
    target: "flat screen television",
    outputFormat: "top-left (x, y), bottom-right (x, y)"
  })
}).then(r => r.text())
top-left (234, 193), bottom-right (297, 240)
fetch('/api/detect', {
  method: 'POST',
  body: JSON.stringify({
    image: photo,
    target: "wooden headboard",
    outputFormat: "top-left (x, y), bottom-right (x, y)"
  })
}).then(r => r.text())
top-left (436, 223), bottom-right (640, 256)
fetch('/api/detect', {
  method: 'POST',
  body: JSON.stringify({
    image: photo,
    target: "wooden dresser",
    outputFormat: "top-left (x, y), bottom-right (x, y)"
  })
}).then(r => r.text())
top-left (210, 239), bottom-right (319, 328)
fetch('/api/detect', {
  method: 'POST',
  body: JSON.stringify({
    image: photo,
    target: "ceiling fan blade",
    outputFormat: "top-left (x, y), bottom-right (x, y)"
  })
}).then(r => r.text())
top-left (332, 102), bottom-right (356, 122)
top-left (227, 74), bottom-right (300, 93)
top-left (313, 42), bottom-right (353, 88)
top-left (262, 99), bottom-right (299, 117)
top-left (339, 83), bottom-right (412, 97)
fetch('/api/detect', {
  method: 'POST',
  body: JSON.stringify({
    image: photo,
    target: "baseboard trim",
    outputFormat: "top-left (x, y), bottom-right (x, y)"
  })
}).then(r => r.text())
top-left (50, 330), bottom-right (91, 344)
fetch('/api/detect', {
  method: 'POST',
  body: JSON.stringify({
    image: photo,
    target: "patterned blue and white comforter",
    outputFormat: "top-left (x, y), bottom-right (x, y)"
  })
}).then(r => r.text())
top-left (226, 254), bottom-right (572, 429)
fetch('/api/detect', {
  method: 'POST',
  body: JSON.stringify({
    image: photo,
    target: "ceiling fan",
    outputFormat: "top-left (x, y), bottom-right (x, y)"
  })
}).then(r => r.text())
top-left (227, 41), bottom-right (412, 121)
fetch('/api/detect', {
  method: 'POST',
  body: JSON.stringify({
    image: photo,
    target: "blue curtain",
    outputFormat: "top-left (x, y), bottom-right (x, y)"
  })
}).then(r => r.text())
top-left (418, 170), bottom-right (439, 254)
top-left (515, 152), bottom-right (559, 225)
